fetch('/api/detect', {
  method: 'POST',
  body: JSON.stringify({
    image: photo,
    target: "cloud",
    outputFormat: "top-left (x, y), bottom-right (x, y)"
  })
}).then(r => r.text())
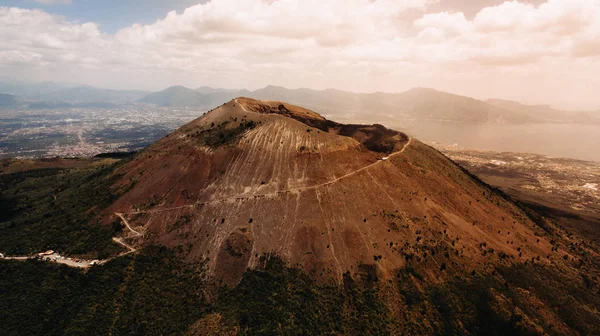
top-left (33, 0), bottom-right (72, 4)
top-left (0, 0), bottom-right (600, 108)
top-left (412, 0), bottom-right (600, 65)
top-left (0, 7), bottom-right (104, 65)
top-left (115, 0), bottom-right (431, 47)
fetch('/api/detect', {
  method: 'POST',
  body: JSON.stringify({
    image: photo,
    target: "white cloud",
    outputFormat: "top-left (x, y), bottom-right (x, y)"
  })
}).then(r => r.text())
top-left (1, 0), bottom-right (600, 108)
top-left (413, 0), bottom-right (600, 65)
top-left (33, 0), bottom-right (72, 4)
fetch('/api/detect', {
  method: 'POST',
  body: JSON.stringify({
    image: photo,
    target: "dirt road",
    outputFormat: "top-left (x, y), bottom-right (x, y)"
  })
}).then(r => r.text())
top-left (115, 212), bottom-right (141, 236)
top-left (3, 253), bottom-right (94, 268)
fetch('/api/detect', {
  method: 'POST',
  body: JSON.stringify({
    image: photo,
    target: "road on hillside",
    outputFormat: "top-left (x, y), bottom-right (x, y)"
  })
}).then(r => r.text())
top-left (2, 213), bottom-right (142, 269)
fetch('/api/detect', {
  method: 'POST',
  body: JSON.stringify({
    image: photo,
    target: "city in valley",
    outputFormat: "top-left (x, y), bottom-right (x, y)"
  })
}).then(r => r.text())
top-left (0, 106), bottom-right (200, 159)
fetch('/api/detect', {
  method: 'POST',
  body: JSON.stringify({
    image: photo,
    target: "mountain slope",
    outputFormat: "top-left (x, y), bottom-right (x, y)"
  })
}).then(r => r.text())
top-left (105, 98), bottom-right (556, 284)
top-left (138, 86), bottom-right (203, 106)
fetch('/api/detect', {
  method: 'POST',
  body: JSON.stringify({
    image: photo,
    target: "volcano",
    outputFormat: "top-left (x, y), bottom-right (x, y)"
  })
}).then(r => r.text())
top-left (105, 98), bottom-right (555, 284)
top-left (3, 98), bottom-right (599, 335)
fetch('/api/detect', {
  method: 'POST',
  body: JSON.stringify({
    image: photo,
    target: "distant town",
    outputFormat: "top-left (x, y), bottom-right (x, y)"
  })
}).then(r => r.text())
top-left (0, 106), bottom-right (201, 159)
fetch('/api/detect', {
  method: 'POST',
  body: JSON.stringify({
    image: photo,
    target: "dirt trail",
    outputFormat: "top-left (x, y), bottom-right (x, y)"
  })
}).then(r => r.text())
top-left (115, 212), bottom-right (141, 236)
top-left (3, 253), bottom-right (96, 268)
top-left (106, 212), bottom-right (143, 257)
top-left (3, 256), bottom-right (30, 261)
top-left (111, 238), bottom-right (136, 254)
top-left (235, 98), bottom-right (249, 113)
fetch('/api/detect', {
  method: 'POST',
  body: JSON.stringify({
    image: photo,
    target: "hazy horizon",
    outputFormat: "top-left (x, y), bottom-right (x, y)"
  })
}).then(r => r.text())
top-left (3, 78), bottom-right (600, 113)
top-left (2, 0), bottom-right (600, 110)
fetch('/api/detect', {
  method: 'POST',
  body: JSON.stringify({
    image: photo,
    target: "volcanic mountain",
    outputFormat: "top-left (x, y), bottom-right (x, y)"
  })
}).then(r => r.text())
top-left (105, 98), bottom-right (557, 284)
top-left (3, 97), bottom-right (599, 335)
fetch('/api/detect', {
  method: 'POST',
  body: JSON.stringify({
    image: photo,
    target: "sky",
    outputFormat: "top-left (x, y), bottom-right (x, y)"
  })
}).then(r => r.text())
top-left (1, 0), bottom-right (600, 110)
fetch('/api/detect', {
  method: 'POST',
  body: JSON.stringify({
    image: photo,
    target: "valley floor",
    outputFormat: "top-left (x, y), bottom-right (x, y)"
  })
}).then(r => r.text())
top-left (436, 144), bottom-right (600, 240)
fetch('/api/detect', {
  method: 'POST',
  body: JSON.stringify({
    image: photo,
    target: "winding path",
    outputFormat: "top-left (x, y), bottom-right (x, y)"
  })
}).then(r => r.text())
top-left (115, 212), bottom-right (141, 236)
top-left (111, 237), bottom-right (136, 254)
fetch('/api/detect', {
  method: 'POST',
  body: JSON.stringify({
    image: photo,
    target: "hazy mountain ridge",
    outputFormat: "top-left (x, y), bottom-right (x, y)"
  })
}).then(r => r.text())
top-left (1, 79), bottom-right (598, 125)
top-left (35, 86), bottom-right (149, 103)
top-left (139, 85), bottom-right (598, 124)
top-left (0, 93), bottom-right (18, 107)
top-left (138, 85), bottom-right (248, 108)
top-left (196, 86), bottom-right (250, 95)
top-left (0, 81), bottom-right (70, 98)
top-left (0, 81), bottom-right (149, 106)
top-left (487, 98), bottom-right (600, 123)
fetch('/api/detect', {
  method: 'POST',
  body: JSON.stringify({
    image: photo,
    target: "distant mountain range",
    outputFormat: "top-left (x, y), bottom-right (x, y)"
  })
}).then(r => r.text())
top-left (1, 80), bottom-right (598, 124)
top-left (0, 93), bottom-right (18, 107)
top-left (138, 86), bottom-right (249, 108)
top-left (138, 85), bottom-right (600, 124)
top-left (0, 80), bottom-right (148, 106)
top-left (249, 86), bottom-right (534, 123)
top-left (36, 86), bottom-right (148, 104)
top-left (0, 81), bottom-right (71, 98)
top-left (486, 99), bottom-right (600, 124)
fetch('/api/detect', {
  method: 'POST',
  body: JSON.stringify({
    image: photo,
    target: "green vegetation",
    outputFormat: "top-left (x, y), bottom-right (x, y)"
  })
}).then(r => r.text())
top-left (394, 259), bottom-right (600, 335)
top-left (186, 119), bottom-right (256, 148)
top-left (2, 246), bottom-right (600, 335)
top-left (217, 256), bottom-right (345, 335)
top-left (0, 162), bottom-right (128, 258)
top-left (0, 246), bottom-right (206, 336)
top-left (0, 251), bottom-right (393, 336)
